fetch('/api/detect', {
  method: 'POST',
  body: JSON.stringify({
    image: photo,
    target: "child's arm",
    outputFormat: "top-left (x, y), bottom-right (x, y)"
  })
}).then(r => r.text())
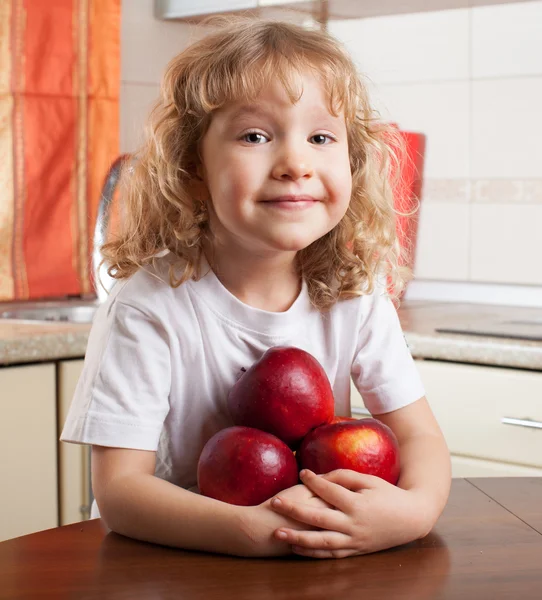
top-left (375, 395), bottom-right (452, 516)
top-left (92, 445), bottom-right (327, 557)
top-left (267, 396), bottom-right (451, 558)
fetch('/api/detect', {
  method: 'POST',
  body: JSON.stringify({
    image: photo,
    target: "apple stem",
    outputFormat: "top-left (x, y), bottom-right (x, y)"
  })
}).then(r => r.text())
top-left (235, 367), bottom-right (247, 381)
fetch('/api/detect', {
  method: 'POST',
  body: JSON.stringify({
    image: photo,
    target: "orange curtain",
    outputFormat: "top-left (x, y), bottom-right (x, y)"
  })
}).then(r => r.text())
top-left (0, 0), bottom-right (120, 301)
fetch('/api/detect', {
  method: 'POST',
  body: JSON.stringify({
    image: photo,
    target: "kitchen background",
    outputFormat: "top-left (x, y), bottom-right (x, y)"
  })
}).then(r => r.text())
top-left (1, 0), bottom-right (541, 542)
top-left (1, 0), bottom-right (541, 304)
top-left (122, 0), bottom-right (542, 306)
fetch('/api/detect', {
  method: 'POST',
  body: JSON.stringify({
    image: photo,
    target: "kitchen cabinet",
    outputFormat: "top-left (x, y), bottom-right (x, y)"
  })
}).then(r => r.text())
top-left (155, 0), bottom-right (312, 20)
top-left (350, 360), bottom-right (542, 478)
top-left (58, 360), bottom-right (91, 525)
top-left (445, 454), bottom-right (542, 477)
top-left (0, 364), bottom-right (58, 541)
top-left (155, 0), bottom-right (499, 22)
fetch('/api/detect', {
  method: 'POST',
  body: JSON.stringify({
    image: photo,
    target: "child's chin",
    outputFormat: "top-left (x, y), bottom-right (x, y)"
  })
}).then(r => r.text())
top-left (273, 232), bottom-right (325, 253)
top-left (275, 239), bottom-right (317, 253)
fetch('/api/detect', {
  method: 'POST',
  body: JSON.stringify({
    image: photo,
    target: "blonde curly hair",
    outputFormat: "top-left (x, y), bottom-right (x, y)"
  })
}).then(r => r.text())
top-left (101, 16), bottom-right (414, 310)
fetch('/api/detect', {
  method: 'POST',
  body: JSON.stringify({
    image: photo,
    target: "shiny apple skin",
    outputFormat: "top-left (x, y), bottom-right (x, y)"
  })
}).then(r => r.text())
top-left (227, 346), bottom-right (335, 448)
top-left (297, 418), bottom-right (401, 485)
top-left (197, 426), bottom-right (299, 506)
top-left (330, 416), bottom-right (357, 424)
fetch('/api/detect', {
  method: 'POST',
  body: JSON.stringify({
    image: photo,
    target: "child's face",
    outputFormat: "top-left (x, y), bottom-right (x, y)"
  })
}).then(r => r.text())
top-left (198, 70), bottom-right (352, 257)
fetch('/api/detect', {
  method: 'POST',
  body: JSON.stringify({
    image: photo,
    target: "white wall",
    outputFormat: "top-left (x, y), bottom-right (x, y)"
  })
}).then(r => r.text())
top-left (120, 0), bottom-right (208, 153)
top-left (119, 1), bottom-right (308, 152)
top-left (329, 1), bottom-right (542, 291)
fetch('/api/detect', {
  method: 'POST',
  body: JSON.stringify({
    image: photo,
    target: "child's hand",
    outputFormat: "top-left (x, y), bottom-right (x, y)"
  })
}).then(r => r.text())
top-left (269, 469), bottom-right (433, 559)
top-left (240, 483), bottom-right (332, 557)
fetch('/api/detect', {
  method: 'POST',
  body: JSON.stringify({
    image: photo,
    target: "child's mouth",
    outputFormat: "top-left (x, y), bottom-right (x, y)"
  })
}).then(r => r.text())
top-left (262, 195), bottom-right (319, 210)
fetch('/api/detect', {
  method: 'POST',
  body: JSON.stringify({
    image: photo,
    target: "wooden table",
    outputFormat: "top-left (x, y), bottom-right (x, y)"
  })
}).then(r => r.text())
top-left (1, 478), bottom-right (542, 599)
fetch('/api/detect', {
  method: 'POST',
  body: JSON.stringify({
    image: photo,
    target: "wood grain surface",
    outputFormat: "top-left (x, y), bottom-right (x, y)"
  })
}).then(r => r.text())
top-left (1, 478), bottom-right (541, 599)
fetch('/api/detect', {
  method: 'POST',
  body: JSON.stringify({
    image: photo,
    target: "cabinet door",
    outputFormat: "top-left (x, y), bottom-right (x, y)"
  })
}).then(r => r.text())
top-left (58, 360), bottom-right (91, 525)
top-left (451, 454), bottom-right (542, 478)
top-left (351, 368), bottom-right (542, 477)
top-left (0, 364), bottom-right (57, 541)
top-left (415, 360), bottom-right (542, 468)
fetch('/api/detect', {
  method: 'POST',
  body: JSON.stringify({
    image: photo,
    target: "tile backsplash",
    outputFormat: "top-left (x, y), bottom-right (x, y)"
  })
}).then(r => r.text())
top-left (121, 0), bottom-right (542, 293)
top-left (120, 0), bottom-right (192, 153)
top-left (329, 1), bottom-right (542, 289)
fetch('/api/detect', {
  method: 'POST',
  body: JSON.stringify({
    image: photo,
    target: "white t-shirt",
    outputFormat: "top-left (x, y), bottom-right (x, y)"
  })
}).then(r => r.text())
top-left (61, 253), bottom-right (425, 496)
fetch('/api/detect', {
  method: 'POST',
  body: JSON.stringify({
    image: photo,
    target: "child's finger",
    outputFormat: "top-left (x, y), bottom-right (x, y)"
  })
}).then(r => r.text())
top-left (298, 469), bottom-right (356, 512)
top-left (319, 469), bottom-right (383, 492)
top-left (270, 496), bottom-right (349, 532)
top-left (274, 528), bottom-right (352, 551)
top-left (292, 546), bottom-right (360, 559)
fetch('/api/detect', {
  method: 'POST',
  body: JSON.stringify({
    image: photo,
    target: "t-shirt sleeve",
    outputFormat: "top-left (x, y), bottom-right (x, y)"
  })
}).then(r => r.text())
top-left (351, 287), bottom-right (425, 415)
top-left (60, 300), bottom-right (171, 451)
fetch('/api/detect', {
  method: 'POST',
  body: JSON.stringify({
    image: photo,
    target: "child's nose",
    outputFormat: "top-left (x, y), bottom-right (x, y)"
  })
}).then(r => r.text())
top-left (271, 148), bottom-right (314, 181)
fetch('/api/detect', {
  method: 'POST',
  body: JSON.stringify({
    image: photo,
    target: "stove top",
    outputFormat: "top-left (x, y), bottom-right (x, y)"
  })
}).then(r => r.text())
top-left (436, 319), bottom-right (542, 342)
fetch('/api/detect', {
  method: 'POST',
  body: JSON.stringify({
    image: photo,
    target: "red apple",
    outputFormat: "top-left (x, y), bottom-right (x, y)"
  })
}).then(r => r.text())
top-left (197, 426), bottom-right (299, 506)
top-left (331, 416), bottom-right (356, 424)
top-left (227, 346), bottom-right (335, 447)
top-left (297, 418), bottom-right (401, 484)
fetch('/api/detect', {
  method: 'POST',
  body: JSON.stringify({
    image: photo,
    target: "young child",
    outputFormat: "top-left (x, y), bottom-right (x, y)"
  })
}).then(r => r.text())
top-left (61, 16), bottom-right (451, 559)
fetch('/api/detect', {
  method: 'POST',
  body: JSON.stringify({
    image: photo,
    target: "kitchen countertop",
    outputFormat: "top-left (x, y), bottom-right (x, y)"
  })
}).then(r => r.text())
top-left (2, 477), bottom-right (542, 599)
top-left (399, 300), bottom-right (542, 371)
top-left (0, 319), bottom-right (91, 366)
top-left (0, 299), bottom-right (541, 370)
top-left (0, 298), bottom-right (93, 365)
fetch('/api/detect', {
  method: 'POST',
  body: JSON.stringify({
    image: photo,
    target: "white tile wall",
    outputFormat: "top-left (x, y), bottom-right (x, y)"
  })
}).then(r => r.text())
top-left (376, 81), bottom-right (470, 179)
top-left (329, 9), bottom-right (469, 84)
top-left (120, 82), bottom-right (160, 153)
top-left (120, 0), bottom-right (206, 153)
top-left (414, 203), bottom-right (470, 280)
top-left (331, 2), bottom-right (542, 290)
top-left (472, 1), bottom-right (542, 78)
top-left (121, 0), bottom-right (199, 85)
top-left (471, 77), bottom-right (542, 179)
top-left (470, 204), bottom-right (542, 284)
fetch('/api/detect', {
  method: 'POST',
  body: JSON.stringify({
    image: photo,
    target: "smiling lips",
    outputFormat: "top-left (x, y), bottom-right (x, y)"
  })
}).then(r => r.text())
top-left (262, 195), bottom-right (319, 209)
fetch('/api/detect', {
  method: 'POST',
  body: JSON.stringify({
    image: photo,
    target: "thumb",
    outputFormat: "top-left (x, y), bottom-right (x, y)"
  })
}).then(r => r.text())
top-left (319, 469), bottom-right (382, 491)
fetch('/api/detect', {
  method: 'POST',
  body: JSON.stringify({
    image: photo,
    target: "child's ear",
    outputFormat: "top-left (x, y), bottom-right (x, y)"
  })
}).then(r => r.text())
top-left (188, 167), bottom-right (209, 203)
top-left (194, 163), bottom-right (207, 185)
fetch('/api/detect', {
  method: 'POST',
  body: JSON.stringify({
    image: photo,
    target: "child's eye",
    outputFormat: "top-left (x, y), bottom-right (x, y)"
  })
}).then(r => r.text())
top-left (310, 134), bottom-right (335, 145)
top-left (241, 131), bottom-right (268, 144)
